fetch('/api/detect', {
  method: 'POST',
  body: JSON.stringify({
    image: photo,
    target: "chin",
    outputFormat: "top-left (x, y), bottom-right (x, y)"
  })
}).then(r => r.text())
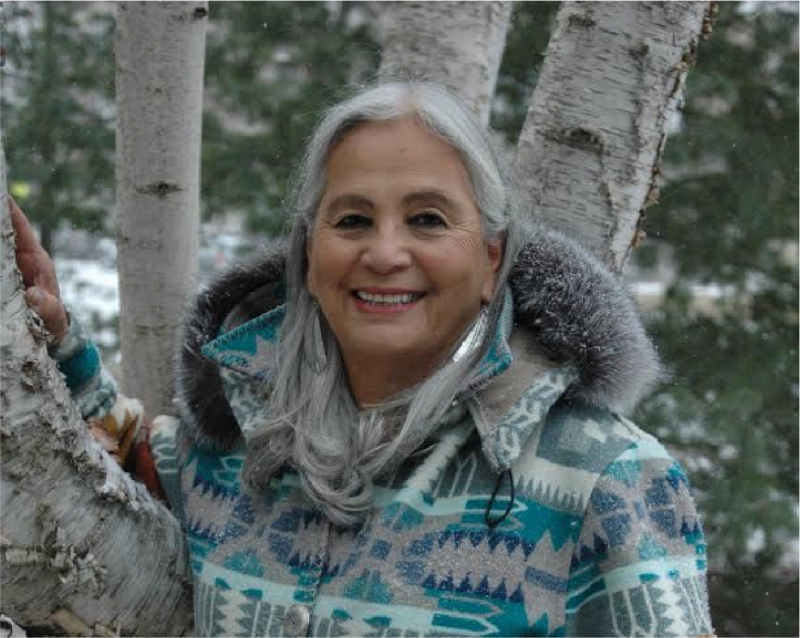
top-left (345, 335), bottom-right (432, 361)
top-left (353, 342), bottom-right (422, 359)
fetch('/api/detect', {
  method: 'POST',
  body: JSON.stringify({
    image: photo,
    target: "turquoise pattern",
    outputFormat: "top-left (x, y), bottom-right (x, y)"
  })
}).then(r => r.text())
top-left (58, 300), bottom-right (713, 636)
top-left (50, 312), bottom-right (117, 416)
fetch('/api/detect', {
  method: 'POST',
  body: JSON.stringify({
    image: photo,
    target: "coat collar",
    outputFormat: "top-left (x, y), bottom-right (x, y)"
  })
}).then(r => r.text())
top-left (174, 223), bottom-right (661, 458)
top-left (199, 288), bottom-right (577, 472)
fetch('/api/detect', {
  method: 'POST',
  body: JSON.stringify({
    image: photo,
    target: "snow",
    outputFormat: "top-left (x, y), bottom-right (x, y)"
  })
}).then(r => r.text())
top-left (56, 258), bottom-right (119, 323)
top-left (746, 527), bottom-right (766, 554)
top-left (52, 228), bottom-right (255, 346)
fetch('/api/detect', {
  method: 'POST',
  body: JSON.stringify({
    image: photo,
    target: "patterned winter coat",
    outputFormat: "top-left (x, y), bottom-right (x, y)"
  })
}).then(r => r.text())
top-left (59, 227), bottom-right (714, 637)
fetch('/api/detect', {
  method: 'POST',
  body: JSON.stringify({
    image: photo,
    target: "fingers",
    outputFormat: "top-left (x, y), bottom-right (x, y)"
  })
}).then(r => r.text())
top-left (8, 196), bottom-right (42, 254)
top-left (25, 286), bottom-right (69, 343)
top-left (9, 198), bottom-right (68, 344)
top-left (8, 197), bottom-right (61, 298)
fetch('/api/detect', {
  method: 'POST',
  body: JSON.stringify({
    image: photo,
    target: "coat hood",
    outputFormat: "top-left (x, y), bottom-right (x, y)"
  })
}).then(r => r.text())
top-left (174, 225), bottom-right (661, 452)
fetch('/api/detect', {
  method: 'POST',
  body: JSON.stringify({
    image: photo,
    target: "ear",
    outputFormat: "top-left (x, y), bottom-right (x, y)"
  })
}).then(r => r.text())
top-left (481, 233), bottom-right (505, 303)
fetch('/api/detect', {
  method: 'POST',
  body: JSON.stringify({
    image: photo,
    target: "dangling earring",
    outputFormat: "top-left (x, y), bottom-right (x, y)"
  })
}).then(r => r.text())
top-left (453, 306), bottom-right (488, 363)
top-left (306, 300), bottom-right (328, 372)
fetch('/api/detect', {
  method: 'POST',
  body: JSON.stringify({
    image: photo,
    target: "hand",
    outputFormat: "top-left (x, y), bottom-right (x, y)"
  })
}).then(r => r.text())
top-left (9, 197), bottom-right (70, 345)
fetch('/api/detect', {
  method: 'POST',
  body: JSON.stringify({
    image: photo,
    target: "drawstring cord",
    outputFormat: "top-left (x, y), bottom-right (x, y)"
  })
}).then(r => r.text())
top-left (485, 468), bottom-right (515, 529)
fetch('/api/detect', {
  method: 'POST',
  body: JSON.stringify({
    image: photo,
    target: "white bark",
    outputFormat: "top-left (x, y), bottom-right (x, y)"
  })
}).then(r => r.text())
top-left (0, 113), bottom-right (193, 636)
top-left (377, 1), bottom-right (513, 125)
top-left (514, 1), bottom-right (709, 271)
top-left (116, 2), bottom-right (207, 418)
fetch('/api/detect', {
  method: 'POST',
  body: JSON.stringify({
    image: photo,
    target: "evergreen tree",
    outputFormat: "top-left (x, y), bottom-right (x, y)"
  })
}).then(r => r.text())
top-left (635, 4), bottom-right (798, 636)
top-left (491, 2), bottom-right (559, 140)
top-left (202, 2), bottom-right (380, 234)
top-left (2, 2), bottom-right (115, 255)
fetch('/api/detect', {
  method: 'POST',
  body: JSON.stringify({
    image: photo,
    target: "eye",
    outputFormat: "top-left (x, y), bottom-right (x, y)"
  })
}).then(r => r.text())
top-left (409, 210), bottom-right (447, 228)
top-left (334, 213), bottom-right (372, 230)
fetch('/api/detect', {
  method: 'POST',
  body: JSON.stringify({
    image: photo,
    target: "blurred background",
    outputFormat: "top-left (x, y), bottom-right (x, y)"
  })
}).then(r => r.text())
top-left (2, 2), bottom-right (797, 635)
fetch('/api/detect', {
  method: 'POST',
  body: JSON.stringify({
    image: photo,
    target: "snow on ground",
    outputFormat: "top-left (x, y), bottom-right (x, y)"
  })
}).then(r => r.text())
top-left (57, 258), bottom-right (119, 321)
top-left (53, 229), bottom-right (253, 349)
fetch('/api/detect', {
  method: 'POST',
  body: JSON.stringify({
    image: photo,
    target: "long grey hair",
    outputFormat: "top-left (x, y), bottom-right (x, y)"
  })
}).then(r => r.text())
top-left (243, 81), bottom-right (524, 526)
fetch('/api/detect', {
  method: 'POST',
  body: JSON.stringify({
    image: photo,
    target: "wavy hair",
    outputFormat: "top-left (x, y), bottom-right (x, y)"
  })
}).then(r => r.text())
top-left (243, 82), bottom-right (524, 526)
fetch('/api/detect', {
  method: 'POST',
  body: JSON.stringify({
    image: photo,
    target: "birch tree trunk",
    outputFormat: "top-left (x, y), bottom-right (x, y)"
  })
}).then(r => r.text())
top-left (377, 1), bottom-right (513, 125)
top-left (0, 117), bottom-right (193, 636)
top-left (514, 1), bottom-right (710, 271)
top-left (116, 2), bottom-right (207, 418)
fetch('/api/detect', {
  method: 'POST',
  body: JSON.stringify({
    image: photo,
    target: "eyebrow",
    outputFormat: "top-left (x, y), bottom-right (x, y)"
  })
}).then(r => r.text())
top-left (323, 189), bottom-right (463, 216)
top-left (401, 190), bottom-right (462, 212)
top-left (324, 194), bottom-right (375, 214)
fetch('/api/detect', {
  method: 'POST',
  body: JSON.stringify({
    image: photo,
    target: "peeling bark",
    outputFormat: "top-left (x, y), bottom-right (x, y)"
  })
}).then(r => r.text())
top-left (116, 2), bottom-right (207, 418)
top-left (1, 25), bottom-right (193, 638)
top-left (514, 1), bottom-right (709, 271)
top-left (377, 1), bottom-right (513, 125)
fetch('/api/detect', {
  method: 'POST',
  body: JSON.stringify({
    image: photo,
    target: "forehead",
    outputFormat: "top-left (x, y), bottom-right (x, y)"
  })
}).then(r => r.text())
top-left (323, 118), bottom-right (475, 197)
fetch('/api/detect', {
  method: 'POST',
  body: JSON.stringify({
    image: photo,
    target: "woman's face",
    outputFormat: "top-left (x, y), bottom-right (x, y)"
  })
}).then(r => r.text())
top-left (307, 118), bottom-right (502, 379)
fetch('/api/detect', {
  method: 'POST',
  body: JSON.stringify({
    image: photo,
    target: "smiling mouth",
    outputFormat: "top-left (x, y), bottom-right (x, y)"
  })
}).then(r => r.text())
top-left (353, 290), bottom-right (425, 305)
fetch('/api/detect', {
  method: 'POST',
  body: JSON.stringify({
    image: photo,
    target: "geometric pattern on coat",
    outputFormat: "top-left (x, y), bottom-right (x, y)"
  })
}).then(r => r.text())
top-left (146, 305), bottom-right (713, 637)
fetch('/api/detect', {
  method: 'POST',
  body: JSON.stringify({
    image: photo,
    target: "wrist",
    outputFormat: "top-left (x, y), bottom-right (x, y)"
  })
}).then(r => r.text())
top-left (49, 306), bottom-right (71, 348)
top-left (48, 306), bottom-right (85, 361)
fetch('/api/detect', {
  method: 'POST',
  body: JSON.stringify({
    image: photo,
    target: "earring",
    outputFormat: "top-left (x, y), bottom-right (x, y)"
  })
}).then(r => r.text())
top-left (453, 307), bottom-right (488, 363)
top-left (306, 301), bottom-right (328, 372)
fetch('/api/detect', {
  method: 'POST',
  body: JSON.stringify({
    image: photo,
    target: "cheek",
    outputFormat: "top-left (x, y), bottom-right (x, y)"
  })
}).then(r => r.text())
top-left (429, 236), bottom-right (488, 286)
top-left (308, 237), bottom-right (355, 292)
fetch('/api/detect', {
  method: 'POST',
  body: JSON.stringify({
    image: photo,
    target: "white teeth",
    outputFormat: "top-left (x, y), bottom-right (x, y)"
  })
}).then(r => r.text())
top-left (355, 291), bottom-right (422, 304)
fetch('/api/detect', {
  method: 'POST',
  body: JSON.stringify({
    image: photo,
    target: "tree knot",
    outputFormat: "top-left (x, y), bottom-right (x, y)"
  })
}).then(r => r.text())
top-left (137, 182), bottom-right (183, 198)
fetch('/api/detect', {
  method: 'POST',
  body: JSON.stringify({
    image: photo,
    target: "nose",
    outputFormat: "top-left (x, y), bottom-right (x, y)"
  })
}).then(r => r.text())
top-left (360, 224), bottom-right (411, 274)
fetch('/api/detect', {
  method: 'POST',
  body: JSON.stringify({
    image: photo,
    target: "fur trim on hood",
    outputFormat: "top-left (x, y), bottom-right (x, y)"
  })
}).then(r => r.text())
top-left (174, 226), bottom-right (661, 451)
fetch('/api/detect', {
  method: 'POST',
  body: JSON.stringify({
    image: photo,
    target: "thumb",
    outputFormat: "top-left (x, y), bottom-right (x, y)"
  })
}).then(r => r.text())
top-left (25, 287), bottom-right (69, 343)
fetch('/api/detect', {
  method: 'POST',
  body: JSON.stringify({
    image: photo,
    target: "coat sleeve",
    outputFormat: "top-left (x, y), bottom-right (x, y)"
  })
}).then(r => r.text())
top-left (564, 439), bottom-right (715, 637)
top-left (49, 312), bottom-right (149, 466)
top-left (49, 311), bottom-right (118, 420)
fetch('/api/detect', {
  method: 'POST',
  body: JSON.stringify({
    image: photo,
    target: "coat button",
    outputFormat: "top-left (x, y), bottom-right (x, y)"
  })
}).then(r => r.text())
top-left (283, 604), bottom-right (311, 637)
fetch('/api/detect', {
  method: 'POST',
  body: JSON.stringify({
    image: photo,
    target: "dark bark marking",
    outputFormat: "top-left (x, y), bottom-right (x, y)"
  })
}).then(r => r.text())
top-left (629, 41), bottom-right (650, 62)
top-left (136, 181), bottom-right (183, 198)
top-left (568, 14), bottom-right (596, 29)
top-left (702, 2), bottom-right (718, 40)
top-left (561, 127), bottom-right (605, 153)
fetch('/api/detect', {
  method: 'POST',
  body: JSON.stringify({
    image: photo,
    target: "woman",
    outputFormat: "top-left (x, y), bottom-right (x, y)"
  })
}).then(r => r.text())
top-left (13, 82), bottom-right (713, 637)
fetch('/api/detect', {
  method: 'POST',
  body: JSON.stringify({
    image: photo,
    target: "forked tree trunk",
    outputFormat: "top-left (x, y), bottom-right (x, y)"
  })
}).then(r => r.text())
top-left (514, 1), bottom-right (710, 271)
top-left (116, 2), bottom-right (207, 418)
top-left (377, 1), bottom-right (513, 125)
top-left (0, 115), bottom-right (193, 636)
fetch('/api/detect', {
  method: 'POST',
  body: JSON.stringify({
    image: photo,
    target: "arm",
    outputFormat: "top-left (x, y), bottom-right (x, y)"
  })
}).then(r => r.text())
top-left (10, 198), bottom-right (160, 491)
top-left (58, 320), bottom-right (179, 512)
top-left (565, 439), bottom-right (715, 637)
top-left (47, 312), bottom-right (118, 420)
top-left (11, 199), bottom-right (190, 515)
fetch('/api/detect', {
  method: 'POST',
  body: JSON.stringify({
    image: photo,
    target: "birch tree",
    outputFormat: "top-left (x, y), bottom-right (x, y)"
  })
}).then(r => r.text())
top-left (0, 117), bottom-right (193, 637)
top-left (116, 1), bottom-right (207, 418)
top-left (377, 1), bottom-right (513, 125)
top-left (513, 1), bottom-right (710, 270)
top-left (377, 1), bottom-right (710, 273)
